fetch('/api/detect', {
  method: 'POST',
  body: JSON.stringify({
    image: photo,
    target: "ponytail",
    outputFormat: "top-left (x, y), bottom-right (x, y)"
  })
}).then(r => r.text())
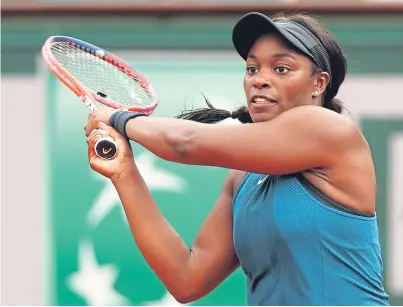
top-left (323, 97), bottom-right (351, 116)
top-left (326, 98), bottom-right (343, 114)
top-left (175, 95), bottom-right (253, 124)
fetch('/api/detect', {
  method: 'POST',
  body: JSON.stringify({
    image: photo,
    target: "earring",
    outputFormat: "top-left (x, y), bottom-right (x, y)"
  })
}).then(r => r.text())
top-left (313, 90), bottom-right (319, 96)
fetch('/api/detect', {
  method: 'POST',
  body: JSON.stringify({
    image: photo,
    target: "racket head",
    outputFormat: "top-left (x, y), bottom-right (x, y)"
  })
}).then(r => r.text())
top-left (42, 35), bottom-right (158, 114)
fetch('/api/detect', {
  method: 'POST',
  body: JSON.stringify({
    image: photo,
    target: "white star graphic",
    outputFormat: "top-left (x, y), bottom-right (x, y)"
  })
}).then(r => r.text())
top-left (67, 239), bottom-right (130, 306)
top-left (143, 291), bottom-right (189, 306)
top-left (87, 151), bottom-right (187, 227)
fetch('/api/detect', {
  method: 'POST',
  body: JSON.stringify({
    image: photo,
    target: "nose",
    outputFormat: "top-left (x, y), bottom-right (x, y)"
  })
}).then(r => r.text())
top-left (253, 72), bottom-right (271, 89)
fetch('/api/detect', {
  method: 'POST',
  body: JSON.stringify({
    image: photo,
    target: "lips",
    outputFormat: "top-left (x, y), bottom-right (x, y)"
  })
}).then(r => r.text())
top-left (251, 95), bottom-right (276, 104)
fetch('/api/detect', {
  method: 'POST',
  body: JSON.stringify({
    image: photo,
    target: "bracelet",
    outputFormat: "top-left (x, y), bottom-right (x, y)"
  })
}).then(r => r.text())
top-left (109, 111), bottom-right (148, 138)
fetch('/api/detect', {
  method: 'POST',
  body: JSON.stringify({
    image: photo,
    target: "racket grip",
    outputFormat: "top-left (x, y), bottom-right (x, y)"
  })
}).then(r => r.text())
top-left (94, 136), bottom-right (118, 160)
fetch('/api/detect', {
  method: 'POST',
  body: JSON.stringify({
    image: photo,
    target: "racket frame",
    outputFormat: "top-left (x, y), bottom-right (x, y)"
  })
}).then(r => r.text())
top-left (42, 35), bottom-right (158, 114)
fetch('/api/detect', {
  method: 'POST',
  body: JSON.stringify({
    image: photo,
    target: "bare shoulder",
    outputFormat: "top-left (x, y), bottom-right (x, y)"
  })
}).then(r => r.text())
top-left (287, 105), bottom-right (359, 133)
top-left (288, 105), bottom-right (370, 151)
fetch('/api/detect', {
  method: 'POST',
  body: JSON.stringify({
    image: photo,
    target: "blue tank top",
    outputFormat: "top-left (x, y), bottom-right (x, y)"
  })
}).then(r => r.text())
top-left (232, 172), bottom-right (389, 306)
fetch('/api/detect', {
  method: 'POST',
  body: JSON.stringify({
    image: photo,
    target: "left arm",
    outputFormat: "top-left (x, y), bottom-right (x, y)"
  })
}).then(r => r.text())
top-left (123, 105), bottom-right (363, 175)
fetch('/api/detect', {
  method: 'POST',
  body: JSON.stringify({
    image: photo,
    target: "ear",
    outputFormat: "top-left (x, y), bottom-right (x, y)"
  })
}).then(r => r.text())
top-left (312, 72), bottom-right (330, 97)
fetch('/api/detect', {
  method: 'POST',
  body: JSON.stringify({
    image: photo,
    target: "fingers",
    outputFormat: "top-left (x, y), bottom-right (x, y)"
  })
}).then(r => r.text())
top-left (86, 123), bottom-right (122, 143)
top-left (97, 122), bottom-right (124, 140)
top-left (86, 125), bottom-right (123, 150)
top-left (86, 128), bottom-right (108, 146)
top-left (85, 123), bottom-right (92, 137)
top-left (85, 112), bottom-right (96, 137)
top-left (85, 108), bottom-right (117, 137)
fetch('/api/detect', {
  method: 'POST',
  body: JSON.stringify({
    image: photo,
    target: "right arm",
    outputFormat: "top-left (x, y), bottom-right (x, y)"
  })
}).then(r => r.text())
top-left (111, 159), bottom-right (240, 303)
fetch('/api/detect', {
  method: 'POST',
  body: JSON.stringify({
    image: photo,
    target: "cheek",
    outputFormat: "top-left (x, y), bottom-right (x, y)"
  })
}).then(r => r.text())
top-left (280, 77), bottom-right (312, 106)
top-left (243, 77), bottom-right (251, 95)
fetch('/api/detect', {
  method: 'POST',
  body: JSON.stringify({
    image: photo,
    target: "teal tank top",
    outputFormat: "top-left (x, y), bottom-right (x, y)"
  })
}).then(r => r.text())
top-left (232, 172), bottom-right (389, 306)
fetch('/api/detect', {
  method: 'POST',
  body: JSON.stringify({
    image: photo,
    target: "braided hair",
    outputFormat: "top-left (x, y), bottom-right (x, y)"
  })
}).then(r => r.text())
top-left (175, 95), bottom-right (253, 124)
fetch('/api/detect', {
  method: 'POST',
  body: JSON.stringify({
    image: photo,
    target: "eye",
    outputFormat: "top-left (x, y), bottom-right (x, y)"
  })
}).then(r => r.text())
top-left (274, 66), bottom-right (291, 75)
top-left (246, 66), bottom-right (259, 75)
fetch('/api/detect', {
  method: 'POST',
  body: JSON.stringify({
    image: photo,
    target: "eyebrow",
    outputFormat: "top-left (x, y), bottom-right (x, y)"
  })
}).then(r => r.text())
top-left (247, 53), bottom-right (297, 61)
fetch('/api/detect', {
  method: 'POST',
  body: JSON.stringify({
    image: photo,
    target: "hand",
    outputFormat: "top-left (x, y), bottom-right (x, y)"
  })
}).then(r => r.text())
top-left (85, 106), bottom-right (118, 137)
top-left (86, 122), bottom-right (135, 180)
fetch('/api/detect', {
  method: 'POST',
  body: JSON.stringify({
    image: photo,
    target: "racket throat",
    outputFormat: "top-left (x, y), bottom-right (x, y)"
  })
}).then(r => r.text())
top-left (83, 95), bottom-right (98, 112)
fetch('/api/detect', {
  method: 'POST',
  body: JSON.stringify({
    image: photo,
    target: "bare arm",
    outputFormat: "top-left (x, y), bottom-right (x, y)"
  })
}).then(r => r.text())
top-left (125, 105), bottom-right (363, 175)
top-left (112, 166), bottom-right (239, 303)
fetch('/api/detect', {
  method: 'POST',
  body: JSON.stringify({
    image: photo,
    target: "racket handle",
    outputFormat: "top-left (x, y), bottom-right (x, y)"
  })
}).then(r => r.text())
top-left (94, 136), bottom-right (118, 160)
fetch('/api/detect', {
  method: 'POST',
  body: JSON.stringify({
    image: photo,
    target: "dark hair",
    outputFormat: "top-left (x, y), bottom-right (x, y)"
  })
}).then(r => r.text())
top-left (175, 13), bottom-right (347, 124)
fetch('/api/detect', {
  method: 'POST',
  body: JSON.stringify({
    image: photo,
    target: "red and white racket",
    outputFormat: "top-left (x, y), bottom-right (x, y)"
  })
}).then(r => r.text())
top-left (42, 35), bottom-right (158, 160)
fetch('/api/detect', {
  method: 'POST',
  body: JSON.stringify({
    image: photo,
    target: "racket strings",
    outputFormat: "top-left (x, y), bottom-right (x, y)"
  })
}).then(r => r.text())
top-left (50, 42), bottom-right (153, 107)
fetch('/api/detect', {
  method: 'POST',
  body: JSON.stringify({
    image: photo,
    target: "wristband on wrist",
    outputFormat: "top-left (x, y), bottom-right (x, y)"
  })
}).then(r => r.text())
top-left (109, 111), bottom-right (148, 138)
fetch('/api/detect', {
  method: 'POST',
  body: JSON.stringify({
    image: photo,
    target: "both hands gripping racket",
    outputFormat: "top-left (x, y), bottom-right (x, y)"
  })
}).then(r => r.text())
top-left (42, 36), bottom-right (158, 159)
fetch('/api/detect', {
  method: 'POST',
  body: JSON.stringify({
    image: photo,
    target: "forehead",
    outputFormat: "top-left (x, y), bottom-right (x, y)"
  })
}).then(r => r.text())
top-left (248, 33), bottom-right (304, 59)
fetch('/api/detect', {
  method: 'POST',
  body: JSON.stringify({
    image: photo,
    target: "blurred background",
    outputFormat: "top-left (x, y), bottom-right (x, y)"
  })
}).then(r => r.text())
top-left (2, 0), bottom-right (403, 305)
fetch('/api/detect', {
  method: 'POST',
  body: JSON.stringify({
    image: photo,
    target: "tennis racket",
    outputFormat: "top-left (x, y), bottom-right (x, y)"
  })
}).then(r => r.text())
top-left (42, 35), bottom-right (158, 160)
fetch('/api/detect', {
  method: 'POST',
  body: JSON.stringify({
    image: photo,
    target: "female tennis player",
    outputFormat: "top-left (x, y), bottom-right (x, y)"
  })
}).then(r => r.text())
top-left (84, 12), bottom-right (389, 305)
